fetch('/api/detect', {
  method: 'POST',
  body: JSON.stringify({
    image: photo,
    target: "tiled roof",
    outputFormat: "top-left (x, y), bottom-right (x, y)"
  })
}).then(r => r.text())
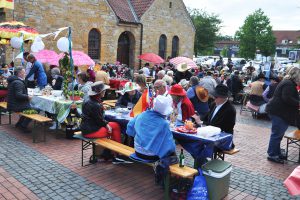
top-left (130, 0), bottom-right (155, 19)
top-left (273, 30), bottom-right (300, 46)
top-left (107, 0), bottom-right (138, 23)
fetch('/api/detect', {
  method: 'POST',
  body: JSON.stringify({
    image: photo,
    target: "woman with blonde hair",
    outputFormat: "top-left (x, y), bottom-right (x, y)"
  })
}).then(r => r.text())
top-left (266, 66), bottom-right (300, 164)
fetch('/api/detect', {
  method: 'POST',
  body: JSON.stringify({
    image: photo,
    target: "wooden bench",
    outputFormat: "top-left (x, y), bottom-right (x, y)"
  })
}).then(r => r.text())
top-left (214, 148), bottom-right (240, 161)
top-left (0, 102), bottom-right (52, 142)
top-left (74, 132), bottom-right (198, 199)
top-left (284, 130), bottom-right (300, 163)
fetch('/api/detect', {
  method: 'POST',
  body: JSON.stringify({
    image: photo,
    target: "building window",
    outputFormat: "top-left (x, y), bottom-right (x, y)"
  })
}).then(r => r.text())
top-left (169, 2), bottom-right (172, 8)
top-left (171, 36), bottom-right (179, 58)
top-left (88, 29), bottom-right (101, 60)
top-left (158, 34), bottom-right (167, 59)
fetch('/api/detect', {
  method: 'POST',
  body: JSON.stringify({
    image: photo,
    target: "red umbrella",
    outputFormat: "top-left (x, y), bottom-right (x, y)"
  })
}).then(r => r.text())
top-left (138, 53), bottom-right (164, 64)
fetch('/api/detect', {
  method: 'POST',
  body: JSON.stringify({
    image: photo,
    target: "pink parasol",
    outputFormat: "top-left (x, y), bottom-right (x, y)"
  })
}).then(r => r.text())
top-left (48, 50), bottom-right (95, 66)
top-left (33, 50), bottom-right (58, 64)
top-left (169, 56), bottom-right (198, 69)
top-left (138, 53), bottom-right (164, 64)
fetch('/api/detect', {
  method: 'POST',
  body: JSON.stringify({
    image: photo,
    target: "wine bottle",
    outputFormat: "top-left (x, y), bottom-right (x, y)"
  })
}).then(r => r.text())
top-left (179, 149), bottom-right (185, 168)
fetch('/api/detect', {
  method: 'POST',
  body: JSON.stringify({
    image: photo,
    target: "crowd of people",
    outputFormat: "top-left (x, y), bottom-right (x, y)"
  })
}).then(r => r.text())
top-left (1, 53), bottom-right (300, 165)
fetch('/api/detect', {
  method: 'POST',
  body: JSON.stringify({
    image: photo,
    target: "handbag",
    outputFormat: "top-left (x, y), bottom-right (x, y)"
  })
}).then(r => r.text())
top-left (187, 169), bottom-right (209, 200)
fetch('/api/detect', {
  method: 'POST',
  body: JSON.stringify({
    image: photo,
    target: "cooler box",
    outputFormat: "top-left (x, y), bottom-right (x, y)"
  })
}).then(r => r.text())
top-left (202, 159), bottom-right (232, 200)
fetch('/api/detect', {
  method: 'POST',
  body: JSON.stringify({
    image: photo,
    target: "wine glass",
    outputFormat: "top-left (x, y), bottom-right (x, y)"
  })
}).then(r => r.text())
top-left (127, 102), bottom-right (133, 111)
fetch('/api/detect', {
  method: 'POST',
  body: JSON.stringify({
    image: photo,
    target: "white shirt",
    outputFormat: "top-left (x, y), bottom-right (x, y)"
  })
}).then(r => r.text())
top-left (25, 62), bottom-right (34, 81)
top-left (211, 100), bottom-right (227, 121)
top-left (2, 71), bottom-right (11, 78)
top-left (177, 101), bottom-right (182, 121)
top-left (163, 90), bottom-right (173, 105)
top-left (142, 67), bottom-right (150, 77)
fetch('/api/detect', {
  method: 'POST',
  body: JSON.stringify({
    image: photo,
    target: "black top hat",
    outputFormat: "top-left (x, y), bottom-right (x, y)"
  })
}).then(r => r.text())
top-left (212, 84), bottom-right (231, 98)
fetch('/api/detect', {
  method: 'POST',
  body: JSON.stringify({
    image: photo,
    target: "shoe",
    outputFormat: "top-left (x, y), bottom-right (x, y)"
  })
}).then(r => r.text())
top-left (279, 154), bottom-right (287, 160)
top-left (267, 156), bottom-right (284, 164)
top-left (112, 157), bottom-right (133, 164)
top-left (15, 121), bottom-right (21, 128)
top-left (49, 122), bottom-right (61, 130)
top-left (112, 158), bottom-right (125, 164)
top-left (116, 156), bottom-right (133, 164)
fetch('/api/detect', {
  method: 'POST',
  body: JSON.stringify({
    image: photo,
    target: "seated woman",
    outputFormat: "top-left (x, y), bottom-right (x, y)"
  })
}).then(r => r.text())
top-left (51, 68), bottom-right (63, 90)
top-left (116, 82), bottom-right (141, 108)
top-left (80, 81), bottom-right (124, 163)
top-left (169, 84), bottom-right (195, 126)
top-left (127, 95), bottom-right (175, 161)
top-left (77, 72), bottom-right (93, 100)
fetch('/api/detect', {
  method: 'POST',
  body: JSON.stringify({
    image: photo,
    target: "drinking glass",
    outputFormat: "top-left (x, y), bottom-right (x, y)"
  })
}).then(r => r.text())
top-left (127, 102), bottom-right (133, 111)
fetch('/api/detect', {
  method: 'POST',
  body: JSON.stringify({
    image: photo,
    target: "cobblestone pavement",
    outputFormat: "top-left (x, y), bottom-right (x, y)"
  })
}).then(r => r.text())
top-left (0, 131), bottom-right (120, 200)
top-left (0, 110), bottom-right (300, 199)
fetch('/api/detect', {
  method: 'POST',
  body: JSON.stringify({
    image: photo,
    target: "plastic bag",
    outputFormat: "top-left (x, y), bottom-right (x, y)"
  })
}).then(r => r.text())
top-left (187, 169), bottom-right (209, 200)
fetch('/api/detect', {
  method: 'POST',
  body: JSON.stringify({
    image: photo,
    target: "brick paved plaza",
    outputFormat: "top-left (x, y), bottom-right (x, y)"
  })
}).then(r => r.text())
top-left (0, 108), bottom-right (299, 200)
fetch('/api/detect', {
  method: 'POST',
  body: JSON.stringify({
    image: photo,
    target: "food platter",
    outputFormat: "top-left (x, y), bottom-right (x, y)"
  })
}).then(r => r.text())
top-left (175, 126), bottom-right (197, 134)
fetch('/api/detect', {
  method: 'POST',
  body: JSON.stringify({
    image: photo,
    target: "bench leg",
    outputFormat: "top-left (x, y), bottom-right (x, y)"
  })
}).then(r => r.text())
top-left (33, 121), bottom-right (37, 143)
top-left (9, 112), bottom-right (11, 125)
top-left (82, 140), bottom-right (84, 167)
top-left (164, 172), bottom-right (170, 200)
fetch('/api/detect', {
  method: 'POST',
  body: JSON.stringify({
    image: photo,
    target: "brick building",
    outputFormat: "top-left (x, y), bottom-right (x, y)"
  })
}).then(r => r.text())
top-left (0, 0), bottom-right (195, 68)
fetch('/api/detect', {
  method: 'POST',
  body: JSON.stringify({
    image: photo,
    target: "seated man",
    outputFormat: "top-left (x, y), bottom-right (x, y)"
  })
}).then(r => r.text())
top-left (202, 84), bottom-right (236, 146)
top-left (116, 82), bottom-right (141, 108)
top-left (127, 95), bottom-right (175, 161)
top-left (249, 73), bottom-right (266, 106)
top-left (153, 80), bottom-right (173, 103)
top-left (7, 66), bottom-right (33, 133)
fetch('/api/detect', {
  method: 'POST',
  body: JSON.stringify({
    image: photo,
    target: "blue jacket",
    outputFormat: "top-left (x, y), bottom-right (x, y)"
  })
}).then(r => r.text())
top-left (127, 110), bottom-right (175, 158)
top-left (26, 60), bottom-right (47, 87)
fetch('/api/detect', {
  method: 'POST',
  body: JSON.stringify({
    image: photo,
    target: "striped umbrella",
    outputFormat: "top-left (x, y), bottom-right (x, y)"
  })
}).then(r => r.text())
top-left (169, 56), bottom-right (198, 69)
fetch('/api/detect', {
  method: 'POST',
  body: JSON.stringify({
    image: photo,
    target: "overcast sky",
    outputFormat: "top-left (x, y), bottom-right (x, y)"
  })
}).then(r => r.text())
top-left (183, 0), bottom-right (300, 36)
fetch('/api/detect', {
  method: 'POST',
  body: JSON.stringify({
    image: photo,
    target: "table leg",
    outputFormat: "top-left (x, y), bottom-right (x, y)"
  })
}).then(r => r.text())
top-left (164, 172), bottom-right (170, 200)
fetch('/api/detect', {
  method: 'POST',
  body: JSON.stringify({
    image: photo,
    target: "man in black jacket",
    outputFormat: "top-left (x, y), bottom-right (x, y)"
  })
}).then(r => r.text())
top-left (7, 66), bottom-right (32, 132)
top-left (202, 84), bottom-right (236, 148)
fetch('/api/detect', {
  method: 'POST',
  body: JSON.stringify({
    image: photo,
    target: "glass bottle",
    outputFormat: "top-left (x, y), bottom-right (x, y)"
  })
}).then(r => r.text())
top-left (179, 149), bottom-right (185, 168)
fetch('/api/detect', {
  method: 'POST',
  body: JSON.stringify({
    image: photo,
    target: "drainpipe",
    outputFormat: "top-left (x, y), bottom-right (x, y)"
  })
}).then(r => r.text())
top-left (138, 23), bottom-right (143, 69)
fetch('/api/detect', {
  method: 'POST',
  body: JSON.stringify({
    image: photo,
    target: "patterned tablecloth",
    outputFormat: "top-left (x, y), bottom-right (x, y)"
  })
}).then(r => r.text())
top-left (105, 110), bottom-right (233, 160)
top-left (30, 95), bottom-right (82, 123)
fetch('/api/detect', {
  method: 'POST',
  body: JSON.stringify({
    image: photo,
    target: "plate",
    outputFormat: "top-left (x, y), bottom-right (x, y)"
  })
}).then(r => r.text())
top-left (175, 126), bottom-right (197, 134)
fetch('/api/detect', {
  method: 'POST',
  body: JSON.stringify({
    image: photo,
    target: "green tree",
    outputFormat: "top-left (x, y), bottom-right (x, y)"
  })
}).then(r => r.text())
top-left (189, 9), bottom-right (222, 56)
top-left (235, 9), bottom-right (276, 59)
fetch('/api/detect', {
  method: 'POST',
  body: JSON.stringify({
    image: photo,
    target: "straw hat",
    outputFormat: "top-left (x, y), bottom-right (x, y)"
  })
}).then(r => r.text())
top-left (117, 82), bottom-right (139, 95)
top-left (88, 81), bottom-right (110, 96)
top-left (177, 63), bottom-right (191, 72)
top-left (153, 95), bottom-right (173, 116)
top-left (195, 86), bottom-right (209, 102)
top-left (168, 84), bottom-right (186, 96)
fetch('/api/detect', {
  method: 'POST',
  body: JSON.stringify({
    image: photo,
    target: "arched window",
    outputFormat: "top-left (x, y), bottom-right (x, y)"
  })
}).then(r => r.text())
top-left (88, 29), bottom-right (101, 60)
top-left (158, 34), bottom-right (167, 59)
top-left (171, 36), bottom-right (179, 58)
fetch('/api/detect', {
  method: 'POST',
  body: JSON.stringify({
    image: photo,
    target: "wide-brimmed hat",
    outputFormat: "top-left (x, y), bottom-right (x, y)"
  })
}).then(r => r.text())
top-left (195, 86), bottom-right (209, 102)
top-left (177, 63), bottom-right (191, 72)
top-left (88, 81), bottom-right (110, 96)
top-left (153, 95), bottom-right (173, 116)
top-left (211, 84), bottom-right (231, 98)
top-left (169, 84), bottom-right (186, 96)
top-left (117, 82), bottom-right (139, 95)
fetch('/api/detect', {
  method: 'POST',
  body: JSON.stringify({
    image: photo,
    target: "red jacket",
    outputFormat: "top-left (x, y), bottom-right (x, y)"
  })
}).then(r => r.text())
top-left (181, 96), bottom-right (195, 122)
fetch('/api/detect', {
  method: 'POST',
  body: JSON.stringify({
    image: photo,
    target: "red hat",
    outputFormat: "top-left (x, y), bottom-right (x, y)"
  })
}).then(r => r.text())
top-left (169, 84), bottom-right (186, 96)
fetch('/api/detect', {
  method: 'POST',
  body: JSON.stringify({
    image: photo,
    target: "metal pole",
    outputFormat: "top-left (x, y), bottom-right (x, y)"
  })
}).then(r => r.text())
top-left (68, 27), bottom-right (74, 102)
